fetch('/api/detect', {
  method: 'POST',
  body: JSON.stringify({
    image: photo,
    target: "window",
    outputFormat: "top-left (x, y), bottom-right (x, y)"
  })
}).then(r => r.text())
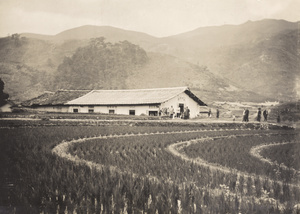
top-left (109, 109), bottom-right (115, 114)
top-left (73, 109), bottom-right (78, 113)
top-left (148, 111), bottom-right (158, 116)
top-left (88, 106), bottom-right (94, 113)
top-left (129, 110), bottom-right (135, 115)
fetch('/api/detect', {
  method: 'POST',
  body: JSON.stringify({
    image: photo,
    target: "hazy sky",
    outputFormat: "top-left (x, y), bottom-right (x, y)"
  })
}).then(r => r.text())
top-left (1, 0), bottom-right (300, 37)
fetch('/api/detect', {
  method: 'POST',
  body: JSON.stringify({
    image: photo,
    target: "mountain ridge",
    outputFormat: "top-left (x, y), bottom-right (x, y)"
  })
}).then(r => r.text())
top-left (1, 19), bottom-right (299, 102)
top-left (20, 19), bottom-right (299, 40)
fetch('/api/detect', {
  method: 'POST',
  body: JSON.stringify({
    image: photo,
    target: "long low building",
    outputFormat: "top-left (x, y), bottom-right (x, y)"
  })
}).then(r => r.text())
top-left (22, 90), bottom-right (92, 113)
top-left (23, 87), bottom-right (207, 118)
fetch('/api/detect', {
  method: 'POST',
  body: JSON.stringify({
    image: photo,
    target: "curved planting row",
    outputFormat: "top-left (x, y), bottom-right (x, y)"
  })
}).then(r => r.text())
top-left (177, 133), bottom-right (299, 183)
top-left (168, 133), bottom-right (300, 184)
top-left (52, 126), bottom-right (299, 213)
top-left (250, 141), bottom-right (300, 173)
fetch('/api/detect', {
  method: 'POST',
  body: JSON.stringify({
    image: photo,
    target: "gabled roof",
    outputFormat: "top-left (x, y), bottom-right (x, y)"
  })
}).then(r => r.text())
top-left (0, 100), bottom-right (15, 108)
top-left (22, 90), bottom-right (92, 106)
top-left (67, 87), bottom-right (206, 106)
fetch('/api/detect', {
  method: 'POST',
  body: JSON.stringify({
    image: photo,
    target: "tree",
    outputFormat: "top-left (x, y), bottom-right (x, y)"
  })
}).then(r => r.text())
top-left (54, 38), bottom-right (148, 90)
top-left (0, 78), bottom-right (9, 106)
top-left (11, 33), bottom-right (21, 46)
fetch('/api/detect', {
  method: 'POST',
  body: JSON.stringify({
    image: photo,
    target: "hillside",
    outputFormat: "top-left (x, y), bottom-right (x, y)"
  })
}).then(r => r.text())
top-left (1, 19), bottom-right (299, 102)
top-left (165, 19), bottom-right (297, 48)
top-left (158, 19), bottom-right (300, 100)
top-left (52, 39), bottom-right (261, 102)
top-left (268, 100), bottom-right (300, 123)
top-left (127, 52), bottom-right (264, 102)
top-left (0, 36), bottom-right (87, 101)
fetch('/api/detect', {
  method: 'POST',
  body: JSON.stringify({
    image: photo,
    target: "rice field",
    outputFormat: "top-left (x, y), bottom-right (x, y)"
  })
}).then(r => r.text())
top-left (0, 119), bottom-right (299, 213)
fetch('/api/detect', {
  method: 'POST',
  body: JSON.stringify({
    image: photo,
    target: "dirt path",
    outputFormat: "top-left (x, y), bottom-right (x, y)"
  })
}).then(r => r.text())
top-left (0, 116), bottom-right (288, 124)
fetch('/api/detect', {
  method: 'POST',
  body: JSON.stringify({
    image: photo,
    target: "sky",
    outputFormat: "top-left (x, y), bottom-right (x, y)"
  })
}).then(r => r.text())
top-left (0, 0), bottom-right (300, 38)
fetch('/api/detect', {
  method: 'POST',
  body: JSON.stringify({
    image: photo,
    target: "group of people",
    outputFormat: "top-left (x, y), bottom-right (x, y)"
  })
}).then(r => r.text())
top-left (242, 108), bottom-right (269, 122)
top-left (207, 108), bottom-right (220, 118)
top-left (159, 105), bottom-right (277, 123)
top-left (159, 106), bottom-right (190, 119)
top-left (255, 108), bottom-right (269, 122)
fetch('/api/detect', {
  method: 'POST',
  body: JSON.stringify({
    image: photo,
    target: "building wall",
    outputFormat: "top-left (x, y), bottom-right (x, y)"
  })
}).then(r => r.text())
top-left (33, 106), bottom-right (69, 113)
top-left (0, 104), bottom-right (12, 112)
top-left (161, 92), bottom-right (201, 118)
top-left (68, 105), bottom-right (160, 116)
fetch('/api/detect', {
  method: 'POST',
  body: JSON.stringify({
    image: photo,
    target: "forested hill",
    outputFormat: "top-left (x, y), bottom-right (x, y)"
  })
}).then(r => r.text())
top-left (54, 38), bottom-right (148, 90)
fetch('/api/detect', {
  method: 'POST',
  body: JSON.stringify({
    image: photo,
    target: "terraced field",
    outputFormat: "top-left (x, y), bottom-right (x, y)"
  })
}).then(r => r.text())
top-left (258, 142), bottom-right (300, 171)
top-left (0, 119), bottom-right (299, 213)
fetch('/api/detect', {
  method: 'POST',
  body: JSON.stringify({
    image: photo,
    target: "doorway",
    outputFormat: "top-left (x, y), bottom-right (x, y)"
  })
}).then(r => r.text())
top-left (178, 103), bottom-right (184, 117)
top-left (179, 103), bottom-right (184, 113)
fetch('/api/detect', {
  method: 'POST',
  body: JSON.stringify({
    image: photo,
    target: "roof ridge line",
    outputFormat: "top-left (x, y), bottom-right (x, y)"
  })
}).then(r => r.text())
top-left (91, 86), bottom-right (188, 92)
top-left (65, 90), bottom-right (95, 104)
top-left (57, 89), bottom-right (92, 92)
top-left (162, 87), bottom-right (191, 104)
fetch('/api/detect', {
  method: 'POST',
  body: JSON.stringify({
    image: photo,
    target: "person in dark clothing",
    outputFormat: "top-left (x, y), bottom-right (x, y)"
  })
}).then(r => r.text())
top-left (245, 108), bottom-right (249, 122)
top-left (208, 109), bottom-right (211, 118)
top-left (277, 114), bottom-right (281, 123)
top-left (184, 106), bottom-right (190, 119)
top-left (242, 109), bottom-right (246, 122)
top-left (263, 109), bottom-right (268, 121)
top-left (257, 108), bottom-right (261, 122)
top-left (216, 108), bottom-right (219, 118)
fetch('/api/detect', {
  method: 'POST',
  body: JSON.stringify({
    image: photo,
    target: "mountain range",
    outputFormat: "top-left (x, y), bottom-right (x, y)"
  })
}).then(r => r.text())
top-left (0, 19), bottom-right (299, 103)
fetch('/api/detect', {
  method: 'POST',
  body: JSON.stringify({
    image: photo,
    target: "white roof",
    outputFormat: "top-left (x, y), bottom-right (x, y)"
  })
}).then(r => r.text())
top-left (67, 87), bottom-right (206, 106)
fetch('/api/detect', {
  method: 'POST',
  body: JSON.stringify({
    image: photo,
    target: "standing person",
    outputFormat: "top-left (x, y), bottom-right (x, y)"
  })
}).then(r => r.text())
top-left (184, 106), bottom-right (190, 119)
top-left (242, 108), bottom-right (246, 122)
top-left (245, 108), bottom-right (249, 122)
top-left (163, 107), bottom-right (168, 116)
top-left (216, 108), bottom-right (220, 119)
top-left (277, 114), bottom-right (281, 123)
top-left (257, 108), bottom-right (262, 122)
top-left (169, 106), bottom-right (174, 119)
top-left (208, 109), bottom-right (211, 118)
top-left (232, 114), bottom-right (236, 122)
top-left (186, 106), bottom-right (190, 119)
top-left (176, 106), bottom-right (181, 118)
top-left (263, 109), bottom-right (268, 121)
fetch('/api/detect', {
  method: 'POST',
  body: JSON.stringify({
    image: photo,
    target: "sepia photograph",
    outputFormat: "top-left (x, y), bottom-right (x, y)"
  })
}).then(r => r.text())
top-left (0, 0), bottom-right (299, 213)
